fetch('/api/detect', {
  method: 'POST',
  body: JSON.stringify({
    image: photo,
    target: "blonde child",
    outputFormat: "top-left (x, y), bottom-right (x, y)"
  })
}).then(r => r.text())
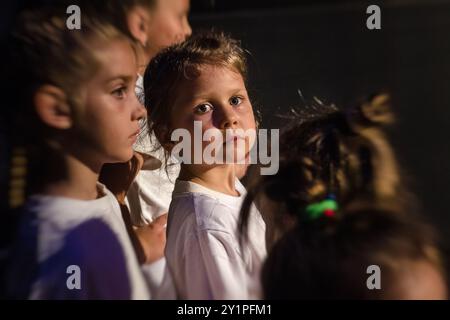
top-left (4, 6), bottom-right (149, 299)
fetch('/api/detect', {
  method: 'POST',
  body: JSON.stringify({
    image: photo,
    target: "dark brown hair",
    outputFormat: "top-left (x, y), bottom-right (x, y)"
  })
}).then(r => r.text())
top-left (238, 94), bottom-right (444, 299)
top-left (239, 94), bottom-right (410, 243)
top-left (263, 206), bottom-right (444, 299)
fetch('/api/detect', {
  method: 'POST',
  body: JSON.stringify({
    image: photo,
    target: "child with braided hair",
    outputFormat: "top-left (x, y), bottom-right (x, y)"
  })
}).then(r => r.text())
top-left (239, 94), bottom-right (448, 299)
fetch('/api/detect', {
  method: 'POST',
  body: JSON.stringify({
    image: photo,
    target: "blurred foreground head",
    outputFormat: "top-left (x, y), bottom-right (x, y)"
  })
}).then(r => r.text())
top-left (263, 206), bottom-right (447, 299)
top-left (241, 94), bottom-right (411, 245)
top-left (239, 94), bottom-right (447, 299)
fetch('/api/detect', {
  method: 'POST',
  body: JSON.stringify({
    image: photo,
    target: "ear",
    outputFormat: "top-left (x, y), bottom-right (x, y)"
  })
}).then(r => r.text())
top-left (127, 6), bottom-right (150, 47)
top-left (34, 85), bottom-right (72, 130)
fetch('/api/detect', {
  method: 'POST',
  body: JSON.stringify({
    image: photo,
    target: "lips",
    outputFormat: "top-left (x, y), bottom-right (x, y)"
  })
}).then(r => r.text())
top-left (129, 128), bottom-right (140, 140)
top-left (223, 132), bottom-right (245, 144)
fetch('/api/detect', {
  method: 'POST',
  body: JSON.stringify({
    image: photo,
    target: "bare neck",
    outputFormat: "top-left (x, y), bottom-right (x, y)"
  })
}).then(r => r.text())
top-left (179, 164), bottom-right (239, 196)
top-left (41, 150), bottom-right (102, 201)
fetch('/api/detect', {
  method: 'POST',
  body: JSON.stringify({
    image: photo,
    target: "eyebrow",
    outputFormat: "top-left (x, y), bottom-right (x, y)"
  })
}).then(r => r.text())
top-left (178, 88), bottom-right (247, 105)
top-left (105, 75), bottom-right (135, 84)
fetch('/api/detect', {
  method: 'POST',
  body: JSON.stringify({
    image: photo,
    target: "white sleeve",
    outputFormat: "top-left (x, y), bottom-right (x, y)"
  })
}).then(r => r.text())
top-left (140, 257), bottom-right (177, 300)
top-left (183, 229), bottom-right (249, 300)
top-left (126, 171), bottom-right (169, 225)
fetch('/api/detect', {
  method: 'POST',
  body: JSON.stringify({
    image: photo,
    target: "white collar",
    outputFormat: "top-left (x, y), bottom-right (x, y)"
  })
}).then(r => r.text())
top-left (173, 179), bottom-right (246, 208)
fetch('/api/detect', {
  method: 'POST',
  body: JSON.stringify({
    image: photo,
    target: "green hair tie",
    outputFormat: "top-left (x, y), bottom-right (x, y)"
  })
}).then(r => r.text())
top-left (305, 198), bottom-right (338, 220)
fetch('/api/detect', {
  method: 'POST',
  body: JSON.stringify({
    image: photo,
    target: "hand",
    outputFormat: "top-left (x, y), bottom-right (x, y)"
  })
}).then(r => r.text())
top-left (134, 214), bottom-right (168, 264)
top-left (99, 152), bottom-right (146, 204)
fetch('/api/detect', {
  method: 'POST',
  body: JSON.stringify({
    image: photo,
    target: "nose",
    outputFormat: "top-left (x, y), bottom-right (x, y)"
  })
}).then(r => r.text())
top-left (136, 104), bottom-right (147, 121)
top-left (131, 93), bottom-right (147, 121)
top-left (183, 18), bottom-right (192, 40)
top-left (217, 105), bottom-right (239, 130)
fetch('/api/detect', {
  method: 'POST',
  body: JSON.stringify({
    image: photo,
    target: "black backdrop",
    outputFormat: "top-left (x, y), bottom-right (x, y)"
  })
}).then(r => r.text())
top-left (190, 0), bottom-right (450, 243)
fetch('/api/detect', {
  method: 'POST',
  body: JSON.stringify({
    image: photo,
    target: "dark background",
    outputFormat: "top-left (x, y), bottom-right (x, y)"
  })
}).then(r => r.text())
top-left (189, 0), bottom-right (450, 243)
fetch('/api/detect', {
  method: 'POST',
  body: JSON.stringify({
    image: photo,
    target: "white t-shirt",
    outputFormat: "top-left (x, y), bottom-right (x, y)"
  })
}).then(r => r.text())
top-left (6, 183), bottom-right (150, 300)
top-left (124, 132), bottom-right (178, 299)
top-left (127, 133), bottom-right (180, 226)
top-left (165, 179), bottom-right (267, 299)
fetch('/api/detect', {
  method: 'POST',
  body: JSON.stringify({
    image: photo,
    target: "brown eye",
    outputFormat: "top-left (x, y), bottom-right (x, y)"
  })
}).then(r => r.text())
top-left (230, 96), bottom-right (243, 106)
top-left (112, 86), bottom-right (127, 99)
top-left (195, 103), bottom-right (213, 114)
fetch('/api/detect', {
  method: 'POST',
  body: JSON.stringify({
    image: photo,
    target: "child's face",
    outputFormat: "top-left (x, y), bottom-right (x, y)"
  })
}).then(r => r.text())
top-left (383, 259), bottom-right (448, 299)
top-left (74, 40), bottom-right (146, 165)
top-left (169, 65), bottom-right (256, 167)
top-left (146, 0), bottom-right (191, 59)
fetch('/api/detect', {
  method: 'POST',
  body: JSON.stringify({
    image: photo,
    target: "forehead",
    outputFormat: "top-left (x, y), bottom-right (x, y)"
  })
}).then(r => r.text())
top-left (164, 0), bottom-right (190, 11)
top-left (178, 64), bottom-right (245, 91)
top-left (92, 39), bottom-right (137, 80)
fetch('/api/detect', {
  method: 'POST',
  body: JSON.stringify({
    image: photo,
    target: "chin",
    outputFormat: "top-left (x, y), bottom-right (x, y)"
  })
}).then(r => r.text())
top-left (111, 150), bottom-right (134, 163)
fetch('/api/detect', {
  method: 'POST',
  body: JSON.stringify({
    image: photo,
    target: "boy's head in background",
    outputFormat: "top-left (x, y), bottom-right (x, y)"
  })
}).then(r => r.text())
top-left (126, 0), bottom-right (192, 63)
top-left (57, 0), bottom-right (191, 74)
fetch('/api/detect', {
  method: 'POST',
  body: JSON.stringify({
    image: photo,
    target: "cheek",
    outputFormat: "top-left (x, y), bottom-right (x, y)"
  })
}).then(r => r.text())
top-left (162, 17), bottom-right (184, 43)
top-left (240, 106), bottom-right (256, 130)
top-left (172, 108), bottom-right (215, 133)
top-left (82, 95), bottom-right (111, 130)
top-left (103, 117), bottom-right (135, 161)
top-left (80, 90), bottom-right (135, 162)
top-left (86, 99), bottom-right (129, 141)
top-left (151, 17), bottom-right (181, 47)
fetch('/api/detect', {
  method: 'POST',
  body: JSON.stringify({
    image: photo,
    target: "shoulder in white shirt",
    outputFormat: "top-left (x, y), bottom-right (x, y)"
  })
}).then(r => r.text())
top-left (6, 183), bottom-right (150, 300)
top-left (165, 179), bottom-right (266, 300)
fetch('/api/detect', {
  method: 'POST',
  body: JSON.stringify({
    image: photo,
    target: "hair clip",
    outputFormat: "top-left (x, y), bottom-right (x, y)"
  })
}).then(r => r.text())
top-left (305, 194), bottom-right (338, 220)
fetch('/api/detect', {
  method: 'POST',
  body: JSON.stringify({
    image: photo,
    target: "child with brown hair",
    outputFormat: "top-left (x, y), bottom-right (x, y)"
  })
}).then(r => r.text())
top-left (143, 31), bottom-right (266, 299)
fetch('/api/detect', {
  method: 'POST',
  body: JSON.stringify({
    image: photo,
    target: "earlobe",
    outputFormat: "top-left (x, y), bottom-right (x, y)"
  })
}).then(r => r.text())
top-left (34, 85), bottom-right (72, 130)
